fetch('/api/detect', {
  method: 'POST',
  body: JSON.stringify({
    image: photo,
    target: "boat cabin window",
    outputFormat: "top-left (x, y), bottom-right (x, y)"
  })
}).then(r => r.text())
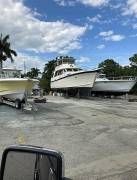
top-left (73, 68), bottom-right (81, 71)
top-left (54, 69), bottom-right (64, 76)
top-left (66, 68), bottom-right (81, 72)
top-left (54, 71), bottom-right (58, 77)
top-left (66, 69), bottom-right (73, 72)
top-left (53, 68), bottom-right (80, 77)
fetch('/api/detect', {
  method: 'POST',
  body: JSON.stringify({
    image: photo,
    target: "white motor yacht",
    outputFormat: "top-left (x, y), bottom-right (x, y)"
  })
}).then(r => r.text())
top-left (51, 56), bottom-right (99, 89)
top-left (92, 74), bottom-right (136, 93)
top-left (0, 68), bottom-right (38, 101)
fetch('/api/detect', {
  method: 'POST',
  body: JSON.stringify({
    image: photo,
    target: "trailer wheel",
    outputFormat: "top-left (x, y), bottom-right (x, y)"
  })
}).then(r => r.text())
top-left (1, 97), bottom-right (4, 103)
top-left (15, 99), bottom-right (21, 109)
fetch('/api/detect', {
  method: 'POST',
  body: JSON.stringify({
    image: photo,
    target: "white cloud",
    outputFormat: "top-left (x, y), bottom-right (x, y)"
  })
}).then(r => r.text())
top-left (99, 30), bottom-right (113, 36)
top-left (122, 19), bottom-right (130, 26)
top-left (78, 0), bottom-right (109, 7)
top-left (54, 0), bottom-right (76, 6)
top-left (97, 44), bottom-right (105, 49)
top-left (3, 53), bottom-right (46, 72)
top-left (0, 0), bottom-right (86, 54)
top-left (87, 14), bottom-right (102, 23)
top-left (85, 23), bottom-right (94, 30)
top-left (110, 3), bottom-right (123, 9)
top-left (106, 34), bottom-right (125, 41)
top-left (87, 15), bottom-right (118, 25)
top-left (122, 0), bottom-right (137, 17)
top-left (133, 23), bottom-right (137, 29)
top-left (77, 56), bottom-right (91, 63)
top-left (99, 30), bottom-right (125, 41)
top-left (54, 0), bottom-right (109, 7)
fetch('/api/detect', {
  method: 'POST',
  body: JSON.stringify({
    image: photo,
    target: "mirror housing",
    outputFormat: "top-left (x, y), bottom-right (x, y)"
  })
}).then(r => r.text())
top-left (0, 145), bottom-right (64, 180)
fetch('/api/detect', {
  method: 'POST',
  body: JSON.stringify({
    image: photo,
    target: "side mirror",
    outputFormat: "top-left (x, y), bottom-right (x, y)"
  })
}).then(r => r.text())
top-left (0, 145), bottom-right (64, 180)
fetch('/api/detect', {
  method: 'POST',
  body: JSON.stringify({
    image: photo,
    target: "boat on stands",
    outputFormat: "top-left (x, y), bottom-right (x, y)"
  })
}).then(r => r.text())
top-left (92, 74), bottom-right (137, 94)
top-left (0, 68), bottom-right (38, 102)
top-left (51, 56), bottom-right (100, 90)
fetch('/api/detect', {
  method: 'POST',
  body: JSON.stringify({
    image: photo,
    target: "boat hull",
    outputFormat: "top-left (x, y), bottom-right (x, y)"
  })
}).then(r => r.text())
top-left (51, 71), bottom-right (97, 89)
top-left (0, 78), bottom-right (37, 101)
top-left (92, 80), bottom-right (136, 93)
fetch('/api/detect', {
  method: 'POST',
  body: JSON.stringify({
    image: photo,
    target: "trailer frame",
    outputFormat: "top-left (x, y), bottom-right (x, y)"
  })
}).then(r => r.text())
top-left (0, 94), bottom-right (38, 112)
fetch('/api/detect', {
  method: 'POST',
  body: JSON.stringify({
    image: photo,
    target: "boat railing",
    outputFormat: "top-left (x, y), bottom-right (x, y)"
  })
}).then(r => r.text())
top-left (0, 74), bottom-right (21, 78)
top-left (0, 71), bottom-right (21, 78)
top-left (108, 76), bottom-right (137, 80)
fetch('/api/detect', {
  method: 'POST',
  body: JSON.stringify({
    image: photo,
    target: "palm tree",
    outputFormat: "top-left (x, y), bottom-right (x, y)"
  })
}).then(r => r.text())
top-left (26, 68), bottom-right (41, 78)
top-left (31, 68), bottom-right (41, 78)
top-left (0, 34), bottom-right (17, 69)
top-left (40, 60), bottom-right (56, 92)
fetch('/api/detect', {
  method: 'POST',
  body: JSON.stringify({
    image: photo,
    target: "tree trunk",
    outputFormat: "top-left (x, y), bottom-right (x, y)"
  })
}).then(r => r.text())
top-left (0, 60), bottom-right (2, 69)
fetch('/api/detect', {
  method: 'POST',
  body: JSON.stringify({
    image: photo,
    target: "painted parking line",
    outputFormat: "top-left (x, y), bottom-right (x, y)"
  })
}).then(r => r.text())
top-left (18, 133), bottom-right (26, 144)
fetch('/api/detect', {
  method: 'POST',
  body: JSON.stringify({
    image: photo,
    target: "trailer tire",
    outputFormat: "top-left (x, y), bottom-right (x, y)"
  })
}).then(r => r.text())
top-left (1, 97), bottom-right (4, 103)
top-left (15, 99), bottom-right (21, 109)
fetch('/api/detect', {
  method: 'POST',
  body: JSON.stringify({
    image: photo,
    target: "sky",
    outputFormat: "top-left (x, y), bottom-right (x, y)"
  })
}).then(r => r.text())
top-left (1, 0), bottom-right (137, 71)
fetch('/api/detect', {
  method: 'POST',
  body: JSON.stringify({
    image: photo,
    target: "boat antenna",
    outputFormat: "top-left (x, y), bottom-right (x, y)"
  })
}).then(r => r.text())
top-left (24, 61), bottom-right (26, 74)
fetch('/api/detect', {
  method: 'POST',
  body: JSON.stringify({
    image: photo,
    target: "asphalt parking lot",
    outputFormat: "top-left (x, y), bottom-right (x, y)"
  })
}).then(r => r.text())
top-left (1, 96), bottom-right (137, 179)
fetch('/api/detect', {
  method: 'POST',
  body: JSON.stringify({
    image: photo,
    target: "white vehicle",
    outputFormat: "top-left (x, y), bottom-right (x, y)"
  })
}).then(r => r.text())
top-left (51, 56), bottom-right (99, 89)
top-left (92, 74), bottom-right (136, 94)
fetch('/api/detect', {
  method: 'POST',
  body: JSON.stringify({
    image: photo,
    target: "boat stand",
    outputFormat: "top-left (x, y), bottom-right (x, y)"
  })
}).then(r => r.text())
top-left (22, 103), bottom-right (38, 112)
top-left (22, 92), bottom-right (38, 112)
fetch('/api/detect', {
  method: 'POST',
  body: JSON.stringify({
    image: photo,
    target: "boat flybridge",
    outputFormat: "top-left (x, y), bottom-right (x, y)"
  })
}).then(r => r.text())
top-left (51, 56), bottom-right (100, 89)
top-left (92, 74), bottom-right (137, 94)
top-left (0, 68), bottom-right (38, 103)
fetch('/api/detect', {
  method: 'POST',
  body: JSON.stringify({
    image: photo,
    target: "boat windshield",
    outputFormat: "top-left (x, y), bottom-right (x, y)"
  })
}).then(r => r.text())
top-left (0, 70), bottom-right (21, 78)
top-left (66, 68), bottom-right (81, 72)
top-left (66, 69), bottom-right (73, 72)
top-left (54, 69), bottom-right (64, 76)
top-left (73, 68), bottom-right (82, 71)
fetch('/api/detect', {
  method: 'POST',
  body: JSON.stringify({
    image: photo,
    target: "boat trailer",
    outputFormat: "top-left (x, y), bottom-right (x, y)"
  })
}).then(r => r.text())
top-left (0, 95), bottom-right (38, 112)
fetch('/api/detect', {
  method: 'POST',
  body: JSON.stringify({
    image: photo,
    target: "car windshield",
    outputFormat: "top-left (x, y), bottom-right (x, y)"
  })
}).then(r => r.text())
top-left (1, 1), bottom-right (137, 180)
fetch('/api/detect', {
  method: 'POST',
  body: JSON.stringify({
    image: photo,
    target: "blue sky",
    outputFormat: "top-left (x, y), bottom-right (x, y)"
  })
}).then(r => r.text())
top-left (1, 0), bottom-right (137, 71)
